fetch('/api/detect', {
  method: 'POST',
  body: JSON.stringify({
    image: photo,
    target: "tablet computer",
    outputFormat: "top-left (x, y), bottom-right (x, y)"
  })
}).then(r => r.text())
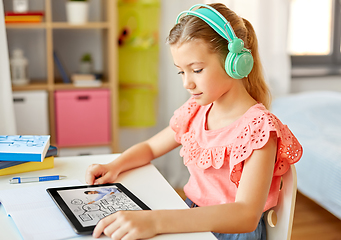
top-left (46, 183), bottom-right (150, 234)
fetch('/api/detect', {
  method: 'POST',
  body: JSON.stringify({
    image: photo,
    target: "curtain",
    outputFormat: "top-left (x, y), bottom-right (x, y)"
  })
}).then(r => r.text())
top-left (0, 1), bottom-right (16, 135)
top-left (206, 0), bottom-right (292, 97)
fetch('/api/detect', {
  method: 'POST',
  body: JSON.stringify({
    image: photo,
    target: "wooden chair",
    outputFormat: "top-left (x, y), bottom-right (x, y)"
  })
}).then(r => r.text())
top-left (264, 165), bottom-right (297, 240)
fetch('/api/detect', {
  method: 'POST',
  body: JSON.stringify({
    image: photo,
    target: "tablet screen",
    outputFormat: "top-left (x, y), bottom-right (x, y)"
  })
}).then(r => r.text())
top-left (47, 183), bottom-right (150, 234)
top-left (58, 185), bottom-right (143, 227)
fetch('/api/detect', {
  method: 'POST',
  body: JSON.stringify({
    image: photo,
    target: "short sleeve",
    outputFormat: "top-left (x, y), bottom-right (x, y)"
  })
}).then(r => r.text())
top-left (230, 111), bottom-right (303, 187)
top-left (169, 97), bottom-right (201, 143)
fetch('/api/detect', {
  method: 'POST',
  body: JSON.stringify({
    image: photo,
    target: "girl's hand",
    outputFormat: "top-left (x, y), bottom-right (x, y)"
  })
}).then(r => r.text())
top-left (85, 163), bottom-right (119, 185)
top-left (93, 210), bottom-right (158, 240)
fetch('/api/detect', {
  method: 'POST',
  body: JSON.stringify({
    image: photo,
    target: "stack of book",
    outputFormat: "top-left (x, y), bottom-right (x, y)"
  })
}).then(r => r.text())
top-left (0, 135), bottom-right (57, 176)
top-left (71, 73), bottom-right (102, 87)
top-left (5, 11), bottom-right (45, 24)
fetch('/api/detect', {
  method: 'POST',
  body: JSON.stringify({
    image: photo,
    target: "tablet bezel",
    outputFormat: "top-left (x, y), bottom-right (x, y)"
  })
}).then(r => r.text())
top-left (46, 183), bottom-right (150, 235)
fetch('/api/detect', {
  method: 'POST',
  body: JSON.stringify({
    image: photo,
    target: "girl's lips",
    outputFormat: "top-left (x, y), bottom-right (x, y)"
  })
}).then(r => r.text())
top-left (191, 92), bottom-right (203, 98)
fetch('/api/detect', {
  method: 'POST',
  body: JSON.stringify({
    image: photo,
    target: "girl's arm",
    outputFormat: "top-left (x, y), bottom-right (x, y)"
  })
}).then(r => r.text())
top-left (85, 126), bottom-right (180, 185)
top-left (92, 132), bottom-right (277, 239)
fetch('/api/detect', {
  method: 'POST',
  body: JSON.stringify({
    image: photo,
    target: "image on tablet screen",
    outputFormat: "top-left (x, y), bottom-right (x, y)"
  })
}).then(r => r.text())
top-left (57, 185), bottom-right (142, 227)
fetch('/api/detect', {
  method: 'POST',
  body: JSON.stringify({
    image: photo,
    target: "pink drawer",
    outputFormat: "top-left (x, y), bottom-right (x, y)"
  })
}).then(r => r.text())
top-left (55, 89), bottom-right (111, 147)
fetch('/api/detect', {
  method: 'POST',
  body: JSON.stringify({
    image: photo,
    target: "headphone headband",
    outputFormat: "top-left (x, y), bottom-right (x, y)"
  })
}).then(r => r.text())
top-left (176, 4), bottom-right (237, 43)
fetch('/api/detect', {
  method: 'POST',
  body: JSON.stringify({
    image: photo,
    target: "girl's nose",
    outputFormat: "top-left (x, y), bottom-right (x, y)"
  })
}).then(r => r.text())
top-left (183, 76), bottom-right (195, 90)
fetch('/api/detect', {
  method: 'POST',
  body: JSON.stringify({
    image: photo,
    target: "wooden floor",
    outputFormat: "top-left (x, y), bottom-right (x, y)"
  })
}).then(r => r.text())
top-left (175, 189), bottom-right (341, 240)
top-left (291, 192), bottom-right (341, 240)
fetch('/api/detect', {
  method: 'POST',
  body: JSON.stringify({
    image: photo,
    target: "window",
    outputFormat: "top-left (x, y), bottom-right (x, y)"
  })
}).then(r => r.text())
top-left (289, 0), bottom-right (341, 77)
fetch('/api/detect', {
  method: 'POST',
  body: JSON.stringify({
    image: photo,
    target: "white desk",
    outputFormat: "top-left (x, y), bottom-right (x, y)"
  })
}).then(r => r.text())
top-left (0, 154), bottom-right (215, 240)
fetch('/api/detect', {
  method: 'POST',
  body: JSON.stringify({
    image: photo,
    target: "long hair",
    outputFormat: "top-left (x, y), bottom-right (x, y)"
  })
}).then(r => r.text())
top-left (166, 3), bottom-right (271, 109)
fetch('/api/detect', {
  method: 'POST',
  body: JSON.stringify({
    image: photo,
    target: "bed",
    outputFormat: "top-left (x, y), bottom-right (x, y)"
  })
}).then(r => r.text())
top-left (271, 91), bottom-right (341, 219)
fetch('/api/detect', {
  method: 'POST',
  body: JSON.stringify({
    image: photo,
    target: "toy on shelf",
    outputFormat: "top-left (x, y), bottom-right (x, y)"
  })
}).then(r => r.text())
top-left (10, 49), bottom-right (29, 85)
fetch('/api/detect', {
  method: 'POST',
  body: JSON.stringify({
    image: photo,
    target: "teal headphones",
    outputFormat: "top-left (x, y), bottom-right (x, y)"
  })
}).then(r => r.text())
top-left (176, 4), bottom-right (254, 79)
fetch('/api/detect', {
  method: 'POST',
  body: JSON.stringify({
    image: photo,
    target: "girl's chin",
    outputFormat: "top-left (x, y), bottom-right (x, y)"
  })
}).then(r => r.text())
top-left (193, 98), bottom-right (211, 106)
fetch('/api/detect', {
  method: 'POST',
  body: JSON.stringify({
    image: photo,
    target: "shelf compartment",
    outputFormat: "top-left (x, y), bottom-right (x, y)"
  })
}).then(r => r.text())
top-left (7, 28), bottom-right (48, 82)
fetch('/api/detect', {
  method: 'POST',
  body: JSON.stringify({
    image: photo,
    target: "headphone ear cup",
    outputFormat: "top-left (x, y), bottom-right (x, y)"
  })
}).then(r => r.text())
top-left (234, 51), bottom-right (254, 78)
top-left (225, 51), bottom-right (254, 79)
top-left (225, 52), bottom-right (239, 79)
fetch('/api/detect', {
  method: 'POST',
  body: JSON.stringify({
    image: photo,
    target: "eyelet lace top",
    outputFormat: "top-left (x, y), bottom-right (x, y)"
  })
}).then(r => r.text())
top-left (170, 97), bottom-right (302, 210)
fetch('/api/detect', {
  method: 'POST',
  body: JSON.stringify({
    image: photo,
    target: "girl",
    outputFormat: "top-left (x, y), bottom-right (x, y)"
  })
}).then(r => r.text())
top-left (86, 3), bottom-right (302, 240)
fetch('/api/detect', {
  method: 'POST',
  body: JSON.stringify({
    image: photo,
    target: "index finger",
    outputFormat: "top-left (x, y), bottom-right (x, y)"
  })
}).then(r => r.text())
top-left (85, 164), bottom-right (99, 185)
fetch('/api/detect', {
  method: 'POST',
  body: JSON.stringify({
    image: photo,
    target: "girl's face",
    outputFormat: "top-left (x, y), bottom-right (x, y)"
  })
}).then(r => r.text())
top-left (170, 39), bottom-right (234, 106)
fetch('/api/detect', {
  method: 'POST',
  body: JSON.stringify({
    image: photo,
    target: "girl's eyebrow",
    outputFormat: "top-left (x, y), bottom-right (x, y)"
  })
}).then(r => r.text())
top-left (174, 62), bottom-right (204, 68)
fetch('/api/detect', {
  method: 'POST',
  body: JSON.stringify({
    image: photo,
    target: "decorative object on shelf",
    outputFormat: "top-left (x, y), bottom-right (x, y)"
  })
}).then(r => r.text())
top-left (13, 0), bottom-right (28, 13)
top-left (10, 48), bottom-right (29, 85)
top-left (66, 0), bottom-right (89, 25)
top-left (79, 53), bottom-right (93, 74)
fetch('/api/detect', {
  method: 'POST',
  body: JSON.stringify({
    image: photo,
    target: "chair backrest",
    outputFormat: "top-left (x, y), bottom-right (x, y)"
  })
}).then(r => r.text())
top-left (264, 165), bottom-right (297, 240)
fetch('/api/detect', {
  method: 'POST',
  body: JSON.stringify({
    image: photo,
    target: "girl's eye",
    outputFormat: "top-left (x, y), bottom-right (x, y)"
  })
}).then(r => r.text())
top-left (177, 71), bottom-right (184, 75)
top-left (194, 69), bottom-right (203, 73)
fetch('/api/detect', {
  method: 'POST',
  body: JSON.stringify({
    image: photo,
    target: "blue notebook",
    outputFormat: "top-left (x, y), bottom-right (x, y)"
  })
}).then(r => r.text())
top-left (0, 135), bottom-right (50, 162)
top-left (0, 145), bottom-right (57, 170)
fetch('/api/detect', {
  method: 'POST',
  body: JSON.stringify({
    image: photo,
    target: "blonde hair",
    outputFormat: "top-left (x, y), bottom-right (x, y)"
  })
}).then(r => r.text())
top-left (166, 3), bottom-right (271, 109)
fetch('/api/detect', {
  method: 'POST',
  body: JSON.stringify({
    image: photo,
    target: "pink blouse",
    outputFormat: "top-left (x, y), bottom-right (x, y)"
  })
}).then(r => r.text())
top-left (170, 97), bottom-right (302, 211)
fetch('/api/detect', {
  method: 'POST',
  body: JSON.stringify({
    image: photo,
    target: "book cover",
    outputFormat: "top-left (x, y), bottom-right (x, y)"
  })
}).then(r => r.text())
top-left (45, 145), bottom-right (58, 158)
top-left (5, 11), bottom-right (45, 17)
top-left (0, 135), bottom-right (50, 162)
top-left (0, 160), bottom-right (24, 170)
top-left (5, 20), bottom-right (42, 24)
top-left (73, 80), bottom-right (102, 87)
top-left (53, 51), bottom-right (71, 83)
top-left (0, 145), bottom-right (58, 170)
top-left (71, 73), bottom-right (96, 81)
top-left (5, 16), bottom-right (43, 21)
top-left (0, 156), bottom-right (54, 176)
